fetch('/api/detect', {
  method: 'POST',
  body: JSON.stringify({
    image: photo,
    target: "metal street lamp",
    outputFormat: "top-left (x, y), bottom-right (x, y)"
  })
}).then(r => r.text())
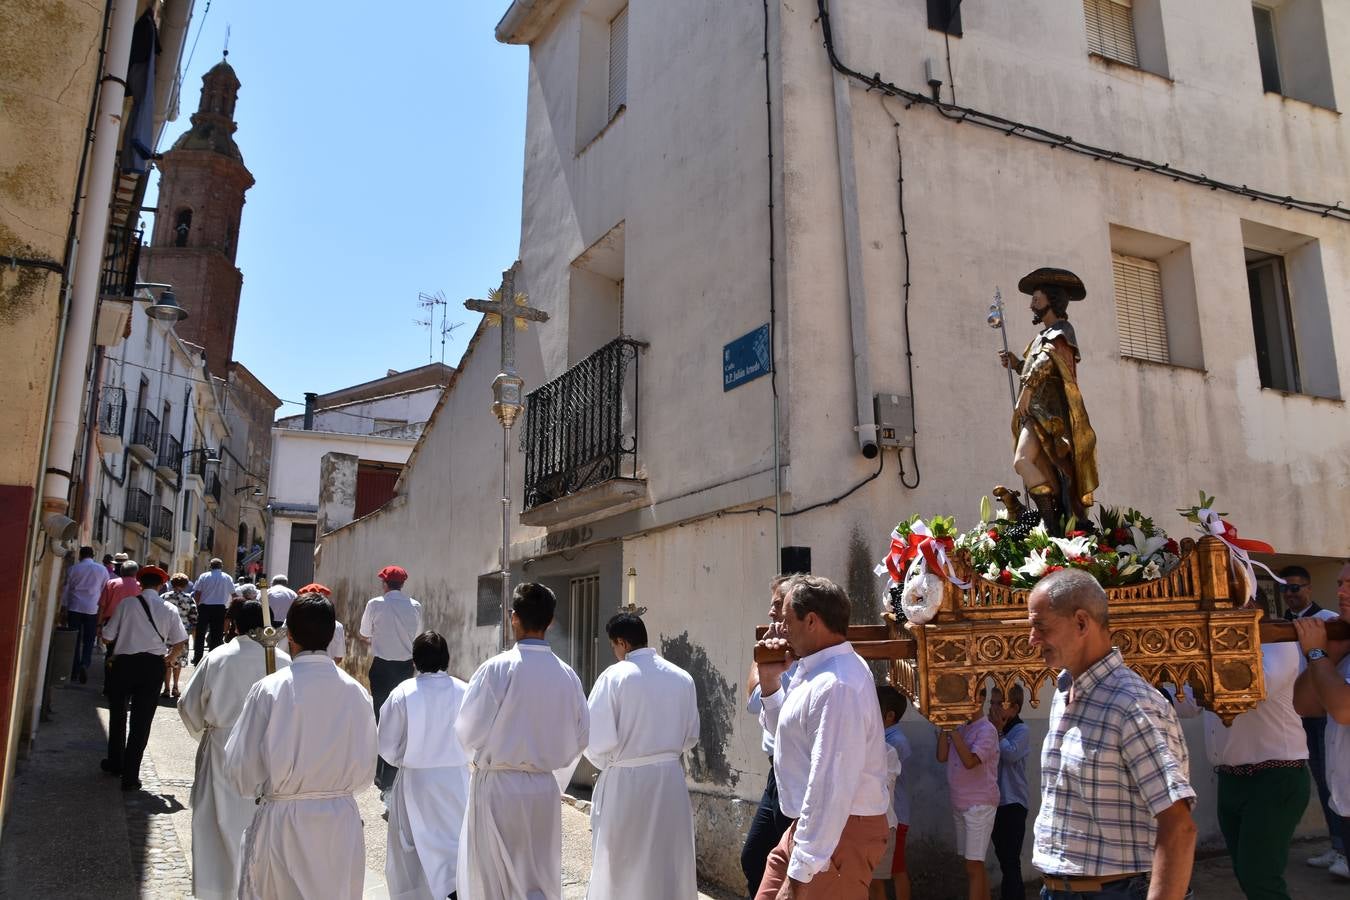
top-left (133, 282), bottom-right (189, 322)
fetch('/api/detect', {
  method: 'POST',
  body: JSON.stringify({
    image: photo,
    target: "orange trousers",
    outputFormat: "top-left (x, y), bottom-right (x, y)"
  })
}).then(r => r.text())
top-left (754, 814), bottom-right (889, 900)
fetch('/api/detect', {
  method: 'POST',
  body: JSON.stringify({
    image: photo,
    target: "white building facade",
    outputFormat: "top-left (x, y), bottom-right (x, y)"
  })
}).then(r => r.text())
top-left (317, 0), bottom-right (1350, 889)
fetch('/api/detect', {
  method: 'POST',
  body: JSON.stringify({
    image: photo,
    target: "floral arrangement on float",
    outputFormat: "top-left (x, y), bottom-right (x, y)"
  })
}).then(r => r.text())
top-left (873, 491), bottom-right (1275, 625)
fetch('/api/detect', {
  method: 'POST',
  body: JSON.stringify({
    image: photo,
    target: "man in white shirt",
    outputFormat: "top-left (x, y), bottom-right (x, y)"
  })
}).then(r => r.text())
top-left (378, 631), bottom-right (470, 900)
top-left (60, 546), bottom-right (108, 683)
top-left (584, 612), bottom-right (700, 900)
top-left (192, 557), bottom-right (234, 663)
top-left (455, 582), bottom-right (589, 900)
top-left (265, 574), bottom-right (297, 626)
top-left (224, 594), bottom-right (377, 900)
top-left (179, 600), bottom-right (291, 900)
top-left (359, 564), bottom-right (423, 791)
top-left (755, 574), bottom-right (891, 899)
top-left (1293, 562), bottom-right (1350, 881)
top-left (100, 565), bottom-right (188, 792)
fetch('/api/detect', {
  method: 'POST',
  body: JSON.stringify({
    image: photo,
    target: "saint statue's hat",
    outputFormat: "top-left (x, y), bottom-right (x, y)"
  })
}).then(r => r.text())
top-left (1018, 267), bottom-right (1086, 300)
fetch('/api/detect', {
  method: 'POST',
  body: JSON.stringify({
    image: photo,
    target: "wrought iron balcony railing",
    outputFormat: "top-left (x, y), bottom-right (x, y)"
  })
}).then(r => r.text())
top-left (100, 224), bottom-right (143, 299)
top-left (131, 408), bottom-right (160, 452)
top-left (124, 488), bottom-right (151, 529)
top-left (522, 337), bottom-right (645, 510)
top-left (207, 474), bottom-right (222, 504)
top-left (188, 446), bottom-right (208, 479)
top-left (98, 386), bottom-right (127, 437)
top-left (157, 434), bottom-right (182, 477)
top-left (153, 505), bottom-right (174, 542)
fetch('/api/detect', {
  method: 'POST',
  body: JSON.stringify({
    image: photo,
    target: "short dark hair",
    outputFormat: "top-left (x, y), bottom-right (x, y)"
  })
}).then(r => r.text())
top-left (784, 574), bottom-right (851, 635)
top-left (1042, 284), bottom-right (1072, 318)
top-left (210, 558), bottom-right (223, 569)
top-left (877, 684), bottom-right (907, 722)
top-left (103, 554), bottom-right (114, 564)
top-left (286, 594), bottom-right (336, 651)
top-left (235, 600), bottom-right (266, 634)
top-left (412, 631), bottom-right (450, 673)
top-left (512, 582), bottom-right (556, 633)
top-left (137, 569), bottom-right (165, 589)
top-left (605, 613), bottom-right (648, 648)
top-left (79, 546), bottom-right (95, 559)
top-left (1278, 565), bottom-right (1311, 582)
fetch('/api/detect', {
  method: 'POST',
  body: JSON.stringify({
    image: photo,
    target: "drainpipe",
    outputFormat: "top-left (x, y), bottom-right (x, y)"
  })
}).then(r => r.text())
top-left (28, 0), bottom-right (140, 743)
top-left (303, 392), bottom-right (317, 430)
top-left (827, 17), bottom-right (879, 458)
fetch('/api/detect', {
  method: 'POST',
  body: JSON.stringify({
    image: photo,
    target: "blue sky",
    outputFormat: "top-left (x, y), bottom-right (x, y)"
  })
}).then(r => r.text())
top-left (147, 1), bottom-right (527, 412)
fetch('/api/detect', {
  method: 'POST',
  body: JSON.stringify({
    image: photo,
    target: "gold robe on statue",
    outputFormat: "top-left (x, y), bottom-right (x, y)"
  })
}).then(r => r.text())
top-left (1011, 322), bottom-right (1098, 514)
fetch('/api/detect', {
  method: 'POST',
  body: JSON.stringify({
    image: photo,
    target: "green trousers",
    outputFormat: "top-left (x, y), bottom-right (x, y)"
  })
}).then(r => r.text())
top-left (1216, 765), bottom-right (1311, 900)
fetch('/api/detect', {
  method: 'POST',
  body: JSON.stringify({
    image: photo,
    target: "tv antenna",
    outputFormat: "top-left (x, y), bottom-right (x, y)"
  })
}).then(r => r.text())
top-left (418, 290), bottom-right (465, 365)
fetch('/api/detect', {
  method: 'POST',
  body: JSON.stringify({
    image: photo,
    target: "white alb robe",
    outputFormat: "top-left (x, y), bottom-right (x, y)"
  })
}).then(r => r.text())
top-left (378, 672), bottom-right (471, 900)
top-left (223, 652), bottom-right (377, 900)
top-left (584, 648), bottom-right (700, 900)
top-left (454, 641), bottom-right (589, 900)
top-left (178, 636), bottom-right (291, 900)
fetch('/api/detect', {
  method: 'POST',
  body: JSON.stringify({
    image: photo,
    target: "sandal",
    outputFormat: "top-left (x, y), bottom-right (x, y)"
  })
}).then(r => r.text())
top-left (171, 689), bottom-right (180, 699)
top-left (161, 689), bottom-right (171, 698)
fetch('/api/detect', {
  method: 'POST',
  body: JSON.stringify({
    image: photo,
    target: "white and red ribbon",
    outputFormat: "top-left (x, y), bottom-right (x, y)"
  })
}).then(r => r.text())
top-left (1198, 508), bottom-right (1282, 600)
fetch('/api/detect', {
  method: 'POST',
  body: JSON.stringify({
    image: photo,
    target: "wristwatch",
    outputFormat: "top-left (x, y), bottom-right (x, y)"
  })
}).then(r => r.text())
top-left (1307, 648), bottom-right (1329, 662)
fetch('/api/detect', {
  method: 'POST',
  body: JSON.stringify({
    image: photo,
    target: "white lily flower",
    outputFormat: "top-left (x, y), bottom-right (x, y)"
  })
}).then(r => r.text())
top-left (1030, 522), bottom-right (1049, 539)
top-left (1050, 535), bottom-right (1094, 561)
top-left (995, 507), bottom-right (1010, 521)
top-left (1127, 526), bottom-right (1168, 561)
top-left (985, 562), bottom-right (1001, 579)
top-left (975, 532), bottom-right (996, 552)
top-left (1118, 561), bottom-right (1142, 578)
top-left (1017, 548), bottom-right (1050, 578)
top-left (1142, 560), bottom-right (1162, 580)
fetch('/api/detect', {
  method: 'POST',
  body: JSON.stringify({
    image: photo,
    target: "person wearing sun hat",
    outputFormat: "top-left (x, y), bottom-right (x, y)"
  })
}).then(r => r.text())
top-left (359, 565), bottom-right (423, 793)
top-left (996, 267), bottom-right (1099, 536)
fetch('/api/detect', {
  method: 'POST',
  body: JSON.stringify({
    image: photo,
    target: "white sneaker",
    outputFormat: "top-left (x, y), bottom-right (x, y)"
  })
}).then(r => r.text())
top-left (1308, 848), bottom-right (1340, 868)
top-left (1330, 855), bottom-right (1350, 880)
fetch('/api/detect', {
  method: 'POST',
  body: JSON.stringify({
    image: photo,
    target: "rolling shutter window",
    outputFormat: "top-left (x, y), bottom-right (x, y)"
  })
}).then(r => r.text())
top-left (607, 6), bottom-right (628, 120)
top-left (1084, 0), bottom-right (1140, 67)
top-left (1113, 253), bottom-right (1169, 364)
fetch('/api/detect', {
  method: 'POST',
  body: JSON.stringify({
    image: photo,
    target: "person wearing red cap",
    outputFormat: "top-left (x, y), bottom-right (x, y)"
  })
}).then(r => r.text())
top-left (294, 584), bottom-right (347, 664)
top-left (100, 565), bottom-right (189, 791)
top-left (359, 565), bottom-right (423, 794)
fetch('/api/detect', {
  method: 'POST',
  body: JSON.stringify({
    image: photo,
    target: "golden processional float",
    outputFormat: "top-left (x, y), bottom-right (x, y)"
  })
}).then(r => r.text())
top-left (755, 269), bottom-right (1345, 725)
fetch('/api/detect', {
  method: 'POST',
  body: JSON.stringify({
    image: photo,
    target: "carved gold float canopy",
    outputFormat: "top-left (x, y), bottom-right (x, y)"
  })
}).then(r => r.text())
top-left (754, 536), bottom-right (1347, 727)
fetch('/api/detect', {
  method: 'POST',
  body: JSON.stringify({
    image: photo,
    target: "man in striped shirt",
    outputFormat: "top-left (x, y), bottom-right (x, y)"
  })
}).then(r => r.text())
top-left (1028, 569), bottom-right (1196, 900)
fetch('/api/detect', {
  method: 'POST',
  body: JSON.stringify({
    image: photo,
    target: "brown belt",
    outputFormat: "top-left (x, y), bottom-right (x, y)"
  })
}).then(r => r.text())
top-left (1042, 872), bottom-right (1148, 893)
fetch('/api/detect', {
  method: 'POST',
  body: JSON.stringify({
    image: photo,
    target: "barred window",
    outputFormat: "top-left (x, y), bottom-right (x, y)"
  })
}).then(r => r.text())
top-left (1084, 0), bottom-right (1139, 67)
top-left (1113, 253), bottom-right (1169, 363)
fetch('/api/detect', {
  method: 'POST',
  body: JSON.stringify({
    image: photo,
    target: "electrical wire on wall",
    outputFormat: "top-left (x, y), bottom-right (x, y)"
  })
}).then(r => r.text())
top-left (880, 97), bottom-right (921, 489)
top-left (815, 0), bottom-right (1349, 222)
top-left (763, 0), bottom-right (783, 559)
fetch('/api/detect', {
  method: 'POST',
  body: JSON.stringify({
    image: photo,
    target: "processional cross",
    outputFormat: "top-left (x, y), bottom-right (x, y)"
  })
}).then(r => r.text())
top-left (464, 265), bottom-right (550, 649)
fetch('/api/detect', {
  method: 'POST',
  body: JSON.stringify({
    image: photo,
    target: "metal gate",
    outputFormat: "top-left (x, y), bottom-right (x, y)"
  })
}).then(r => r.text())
top-left (568, 574), bottom-right (601, 690)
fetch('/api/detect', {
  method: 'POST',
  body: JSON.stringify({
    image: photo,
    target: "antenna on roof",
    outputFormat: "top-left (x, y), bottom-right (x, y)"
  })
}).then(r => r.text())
top-left (419, 291), bottom-right (463, 366)
top-left (223, 24), bottom-right (231, 58)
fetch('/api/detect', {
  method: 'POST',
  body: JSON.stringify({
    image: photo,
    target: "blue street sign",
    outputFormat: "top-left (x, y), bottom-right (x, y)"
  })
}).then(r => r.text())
top-left (723, 324), bottom-right (771, 391)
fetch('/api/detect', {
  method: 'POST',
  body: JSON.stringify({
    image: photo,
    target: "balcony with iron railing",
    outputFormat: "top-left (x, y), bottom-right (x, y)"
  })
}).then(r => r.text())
top-left (152, 505), bottom-right (174, 545)
top-left (129, 408), bottom-right (160, 462)
top-left (187, 446), bottom-right (209, 481)
top-left (98, 386), bottom-right (127, 453)
top-left (206, 473), bottom-right (222, 506)
top-left (520, 337), bottom-right (648, 526)
top-left (124, 488), bottom-right (151, 533)
top-left (157, 434), bottom-right (182, 480)
top-left (100, 224), bottom-right (142, 300)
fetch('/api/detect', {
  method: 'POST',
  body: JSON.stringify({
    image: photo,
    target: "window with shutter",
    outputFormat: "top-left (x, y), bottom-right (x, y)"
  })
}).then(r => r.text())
top-left (1112, 253), bottom-right (1169, 364)
top-left (607, 6), bottom-right (628, 121)
top-left (1084, 0), bottom-right (1139, 67)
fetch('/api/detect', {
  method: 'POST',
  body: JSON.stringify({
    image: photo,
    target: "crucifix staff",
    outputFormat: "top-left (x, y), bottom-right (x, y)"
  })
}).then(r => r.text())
top-left (987, 287), bottom-right (1017, 407)
top-left (465, 265), bottom-right (550, 650)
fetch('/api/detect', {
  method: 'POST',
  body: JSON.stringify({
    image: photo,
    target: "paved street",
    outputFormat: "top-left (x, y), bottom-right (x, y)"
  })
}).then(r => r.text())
top-left (0, 658), bottom-right (736, 899)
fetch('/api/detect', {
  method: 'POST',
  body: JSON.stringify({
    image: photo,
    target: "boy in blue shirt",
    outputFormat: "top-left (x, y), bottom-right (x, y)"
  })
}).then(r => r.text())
top-left (871, 686), bottom-right (913, 900)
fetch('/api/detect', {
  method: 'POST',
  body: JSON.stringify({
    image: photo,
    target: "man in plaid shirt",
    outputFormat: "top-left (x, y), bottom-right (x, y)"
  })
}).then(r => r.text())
top-left (1028, 569), bottom-right (1197, 900)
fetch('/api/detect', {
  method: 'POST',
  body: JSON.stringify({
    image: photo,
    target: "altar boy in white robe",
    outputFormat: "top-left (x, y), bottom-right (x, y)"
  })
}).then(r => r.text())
top-left (379, 630), bottom-right (470, 900)
top-left (178, 600), bottom-right (291, 900)
top-left (224, 594), bottom-right (377, 900)
top-left (584, 612), bottom-right (701, 900)
top-left (455, 582), bottom-right (589, 900)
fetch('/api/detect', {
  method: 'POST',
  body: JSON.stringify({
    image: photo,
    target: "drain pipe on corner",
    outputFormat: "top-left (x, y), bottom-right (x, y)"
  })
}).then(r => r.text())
top-left (825, 4), bottom-right (879, 458)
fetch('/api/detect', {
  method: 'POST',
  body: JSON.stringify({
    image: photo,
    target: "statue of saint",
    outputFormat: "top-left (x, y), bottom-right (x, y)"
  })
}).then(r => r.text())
top-left (997, 268), bottom-right (1099, 534)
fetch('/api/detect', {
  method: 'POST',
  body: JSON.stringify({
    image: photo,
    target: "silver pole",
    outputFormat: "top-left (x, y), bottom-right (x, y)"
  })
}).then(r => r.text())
top-left (988, 288), bottom-right (1017, 407)
top-left (500, 421), bottom-right (512, 651)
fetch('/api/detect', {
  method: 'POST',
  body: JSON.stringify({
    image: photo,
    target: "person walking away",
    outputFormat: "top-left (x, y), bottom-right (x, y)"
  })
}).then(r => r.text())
top-left (378, 631), bottom-right (470, 900)
top-left (938, 694), bottom-right (1001, 900)
top-left (100, 565), bottom-right (188, 791)
top-left (59, 546), bottom-right (106, 684)
top-left (359, 565), bottom-right (423, 793)
top-left (192, 558), bottom-right (234, 663)
top-left (178, 600), bottom-right (291, 900)
top-left (754, 574), bottom-right (891, 899)
top-left (584, 612), bottom-right (700, 900)
top-left (455, 582), bottom-right (589, 900)
top-left (266, 574), bottom-right (297, 626)
top-left (224, 595), bottom-right (376, 900)
top-left (989, 685), bottom-right (1031, 900)
top-left (298, 582), bottom-right (347, 663)
top-left (870, 685), bottom-right (913, 900)
top-left (741, 576), bottom-right (798, 898)
top-left (1028, 569), bottom-right (1196, 900)
top-left (98, 559), bottom-right (142, 625)
top-left (161, 573), bottom-right (197, 698)
top-left (1292, 561), bottom-right (1350, 884)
